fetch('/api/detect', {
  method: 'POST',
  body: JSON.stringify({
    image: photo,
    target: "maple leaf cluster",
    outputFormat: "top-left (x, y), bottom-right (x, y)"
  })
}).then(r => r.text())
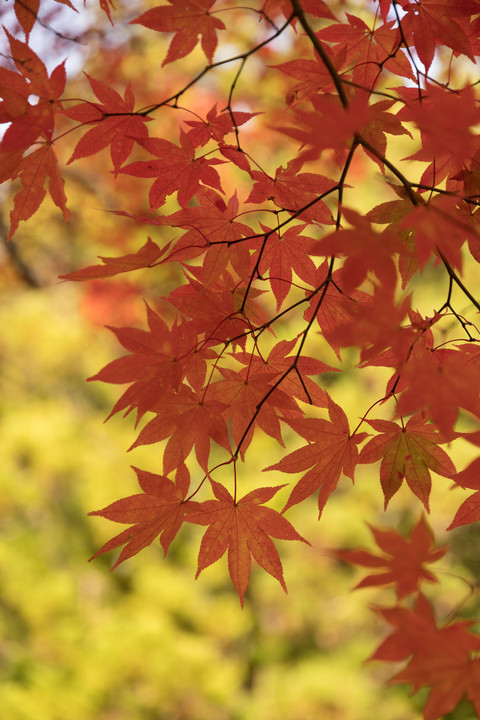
top-left (3, 0), bottom-right (480, 716)
top-left (336, 517), bottom-right (480, 719)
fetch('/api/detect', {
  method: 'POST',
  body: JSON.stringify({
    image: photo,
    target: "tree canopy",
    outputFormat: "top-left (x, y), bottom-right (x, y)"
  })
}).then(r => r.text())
top-left (2, 1), bottom-right (480, 717)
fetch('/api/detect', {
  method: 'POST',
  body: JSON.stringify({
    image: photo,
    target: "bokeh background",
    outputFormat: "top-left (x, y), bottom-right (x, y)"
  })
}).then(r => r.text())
top-left (1, 1), bottom-right (480, 718)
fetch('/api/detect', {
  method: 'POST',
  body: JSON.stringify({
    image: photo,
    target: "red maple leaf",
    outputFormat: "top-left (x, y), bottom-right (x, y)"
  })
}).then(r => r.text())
top-left (13, 0), bottom-right (77, 38)
top-left (7, 144), bottom-right (70, 240)
top-left (186, 480), bottom-right (309, 605)
top-left (397, 85), bottom-right (480, 189)
top-left (89, 465), bottom-right (191, 568)
top-left (8, 0), bottom-right (480, 693)
top-left (310, 207), bottom-right (402, 292)
top-left (120, 132), bottom-right (224, 209)
top-left (399, 195), bottom-right (478, 271)
top-left (0, 147), bottom-right (25, 185)
top-left (208, 363), bottom-right (299, 456)
top-left (273, 49), bottom-right (347, 104)
top-left (167, 268), bottom-right (267, 348)
top-left (359, 308), bottom-right (439, 372)
top-left (130, 384), bottom-right (231, 474)
top-left (359, 99), bottom-right (413, 172)
top-left (265, 397), bottom-right (368, 516)
top-left (88, 303), bottom-right (216, 419)
top-left (233, 337), bottom-right (335, 408)
top-left (252, 223), bottom-right (319, 310)
top-left (359, 413), bottom-right (456, 511)
top-left (335, 515), bottom-right (447, 598)
top-left (1, 32), bottom-right (66, 153)
top-left (322, 282), bottom-right (412, 366)
top-left (262, 0), bottom-right (333, 21)
top-left (159, 189), bottom-right (254, 283)
top-left (395, 343), bottom-right (480, 436)
top-left (262, 0), bottom-right (334, 22)
top-left (14, 0), bottom-right (40, 38)
top-left (372, 593), bottom-right (480, 720)
top-left (318, 15), bottom-right (415, 89)
top-left (448, 465), bottom-right (480, 529)
top-left (366, 194), bottom-right (422, 288)
top-left (218, 143), bottom-right (251, 171)
top-left (447, 432), bottom-right (480, 529)
top-left (130, 0), bottom-right (226, 65)
top-left (98, 0), bottom-right (115, 23)
top-left (277, 92), bottom-right (373, 162)
top-left (396, 0), bottom-right (477, 70)
top-left (184, 103), bottom-right (259, 147)
top-left (374, 0), bottom-right (392, 23)
top-left (398, 85), bottom-right (479, 178)
top-left (0, 32), bottom-right (71, 239)
top-left (303, 262), bottom-right (373, 361)
top-left (246, 158), bottom-right (336, 223)
top-left (59, 238), bottom-right (165, 281)
top-left (63, 75), bottom-right (150, 173)
top-left (0, 67), bottom-right (29, 128)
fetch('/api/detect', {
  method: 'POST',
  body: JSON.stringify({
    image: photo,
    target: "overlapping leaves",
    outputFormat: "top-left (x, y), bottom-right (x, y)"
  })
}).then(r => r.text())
top-left (3, 7), bottom-right (480, 709)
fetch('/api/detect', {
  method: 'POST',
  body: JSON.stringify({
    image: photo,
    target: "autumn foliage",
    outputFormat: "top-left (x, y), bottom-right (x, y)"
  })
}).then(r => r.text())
top-left (3, 0), bottom-right (480, 716)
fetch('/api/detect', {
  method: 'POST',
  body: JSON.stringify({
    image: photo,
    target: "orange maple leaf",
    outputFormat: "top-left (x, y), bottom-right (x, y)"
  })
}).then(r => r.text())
top-left (89, 465), bottom-right (191, 568)
top-left (130, 384), bottom-right (231, 474)
top-left (186, 480), bottom-right (309, 605)
top-left (265, 398), bottom-right (368, 516)
top-left (359, 413), bottom-right (456, 511)
top-left (335, 515), bottom-right (447, 598)
top-left (372, 593), bottom-right (480, 720)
